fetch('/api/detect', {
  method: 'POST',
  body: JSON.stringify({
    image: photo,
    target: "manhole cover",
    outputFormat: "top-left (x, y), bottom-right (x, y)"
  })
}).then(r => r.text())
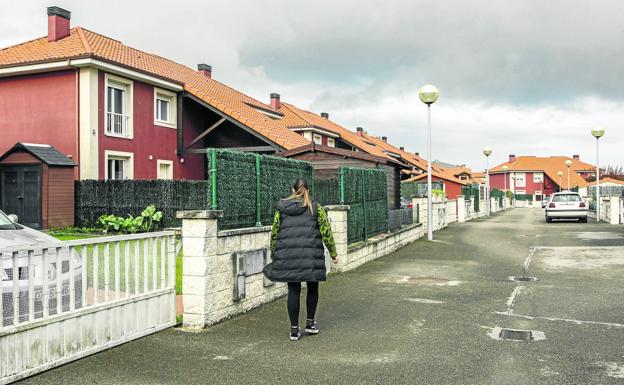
top-left (499, 329), bottom-right (533, 341)
top-left (511, 276), bottom-right (538, 282)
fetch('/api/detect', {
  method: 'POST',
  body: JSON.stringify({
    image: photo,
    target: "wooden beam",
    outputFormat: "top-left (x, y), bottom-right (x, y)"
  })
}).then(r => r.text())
top-left (184, 117), bottom-right (226, 150)
top-left (185, 146), bottom-right (276, 154)
top-left (184, 93), bottom-right (282, 151)
top-left (177, 92), bottom-right (185, 156)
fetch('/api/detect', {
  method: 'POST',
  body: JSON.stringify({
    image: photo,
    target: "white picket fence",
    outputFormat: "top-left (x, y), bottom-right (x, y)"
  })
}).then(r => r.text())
top-left (0, 231), bottom-right (178, 384)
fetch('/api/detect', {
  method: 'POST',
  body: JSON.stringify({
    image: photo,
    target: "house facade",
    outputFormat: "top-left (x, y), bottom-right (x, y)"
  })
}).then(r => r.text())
top-left (0, 7), bottom-right (309, 184)
top-left (489, 154), bottom-right (595, 200)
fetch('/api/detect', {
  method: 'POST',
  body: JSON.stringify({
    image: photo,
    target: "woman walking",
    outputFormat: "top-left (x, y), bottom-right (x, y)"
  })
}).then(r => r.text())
top-left (263, 178), bottom-right (338, 341)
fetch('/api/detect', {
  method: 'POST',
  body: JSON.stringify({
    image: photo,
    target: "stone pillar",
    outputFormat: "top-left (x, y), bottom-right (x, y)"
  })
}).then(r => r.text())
top-left (413, 197), bottom-right (428, 230)
top-left (176, 210), bottom-right (223, 328)
top-left (457, 197), bottom-right (466, 222)
top-left (324, 205), bottom-right (350, 272)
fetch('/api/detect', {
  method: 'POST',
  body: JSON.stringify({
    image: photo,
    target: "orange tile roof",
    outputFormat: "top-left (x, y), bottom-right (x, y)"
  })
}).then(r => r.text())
top-left (278, 103), bottom-right (393, 160)
top-left (490, 156), bottom-right (594, 188)
top-left (403, 170), bottom-right (469, 185)
top-left (600, 177), bottom-right (624, 186)
top-left (359, 133), bottom-right (445, 173)
top-left (0, 28), bottom-right (309, 150)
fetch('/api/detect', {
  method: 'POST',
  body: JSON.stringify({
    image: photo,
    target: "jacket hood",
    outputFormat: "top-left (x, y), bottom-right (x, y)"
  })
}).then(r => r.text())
top-left (276, 198), bottom-right (315, 216)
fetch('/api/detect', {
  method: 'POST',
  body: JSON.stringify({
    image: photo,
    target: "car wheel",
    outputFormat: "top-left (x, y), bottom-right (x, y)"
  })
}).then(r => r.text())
top-left (545, 217), bottom-right (552, 223)
top-left (580, 217), bottom-right (588, 223)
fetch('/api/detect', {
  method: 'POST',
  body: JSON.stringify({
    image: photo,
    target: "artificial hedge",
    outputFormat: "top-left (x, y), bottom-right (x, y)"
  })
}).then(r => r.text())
top-left (341, 167), bottom-right (389, 244)
top-left (75, 180), bottom-right (210, 228)
top-left (401, 180), bottom-right (444, 198)
top-left (315, 178), bottom-right (340, 206)
top-left (206, 149), bottom-right (314, 230)
top-left (462, 184), bottom-right (481, 212)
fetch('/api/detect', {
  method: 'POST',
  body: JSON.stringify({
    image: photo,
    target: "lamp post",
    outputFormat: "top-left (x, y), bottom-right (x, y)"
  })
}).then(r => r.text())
top-left (557, 171), bottom-right (563, 192)
top-left (565, 159), bottom-right (572, 191)
top-left (483, 147), bottom-right (492, 216)
top-left (591, 126), bottom-right (605, 221)
top-left (502, 165), bottom-right (508, 210)
top-left (419, 84), bottom-right (439, 241)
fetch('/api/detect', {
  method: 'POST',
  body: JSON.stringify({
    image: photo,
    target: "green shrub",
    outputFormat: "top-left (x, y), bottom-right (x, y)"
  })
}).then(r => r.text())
top-left (97, 205), bottom-right (163, 234)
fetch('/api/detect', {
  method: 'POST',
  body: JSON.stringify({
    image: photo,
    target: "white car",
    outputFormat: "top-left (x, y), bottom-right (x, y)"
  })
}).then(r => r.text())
top-left (1, 210), bottom-right (82, 326)
top-left (545, 192), bottom-right (588, 223)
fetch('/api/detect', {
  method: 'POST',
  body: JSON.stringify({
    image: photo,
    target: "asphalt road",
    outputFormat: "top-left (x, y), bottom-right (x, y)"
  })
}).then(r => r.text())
top-left (18, 208), bottom-right (624, 385)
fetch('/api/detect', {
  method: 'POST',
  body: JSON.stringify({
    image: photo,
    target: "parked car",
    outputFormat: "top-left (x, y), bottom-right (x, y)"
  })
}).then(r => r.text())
top-left (545, 192), bottom-right (588, 223)
top-left (1, 210), bottom-right (82, 326)
top-left (400, 197), bottom-right (413, 209)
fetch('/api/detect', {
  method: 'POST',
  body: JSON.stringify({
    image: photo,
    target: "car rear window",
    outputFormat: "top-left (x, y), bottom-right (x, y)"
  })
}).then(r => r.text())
top-left (552, 194), bottom-right (581, 202)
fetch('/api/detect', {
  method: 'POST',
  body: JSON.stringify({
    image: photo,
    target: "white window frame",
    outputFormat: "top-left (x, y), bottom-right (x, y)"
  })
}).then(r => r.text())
top-left (104, 73), bottom-right (133, 139)
top-left (327, 137), bottom-right (335, 147)
top-left (533, 172), bottom-right (543, 183)
top-left (515, 172), bottom-right (526, 187)
top-left (515, 190), bottom-right (526, 195)
top-left (153, 88), bottom-right (177, 128)
top-left (104, 150), bottom-right (134, 180)
top-left (157, 159), bottom-right (174, 180)
top-left (313, 133), bottom-right (322, 145)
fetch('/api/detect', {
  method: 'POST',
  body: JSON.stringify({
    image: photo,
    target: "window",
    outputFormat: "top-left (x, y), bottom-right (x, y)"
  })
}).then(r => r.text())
top-left (515, 172), bottom-right (526, 187)
top-left (105, 74), bottom-right (133, 138)
top-left (515, 190), bottom-right (526, 195)
top-left (157, 160), bottom-right (173, 180)
top-left (105, 151), bottom-right (134, 180)
top-left (107, 158), bottom-right (127, 180)
top-left (313, 133), bottom-right (322, 145)
top-left (154, 88), bottom-right (177, 128)
top-left (327, 138), bottom-right (335, 147)
top-left (533, 172), bottom-right (543, 183)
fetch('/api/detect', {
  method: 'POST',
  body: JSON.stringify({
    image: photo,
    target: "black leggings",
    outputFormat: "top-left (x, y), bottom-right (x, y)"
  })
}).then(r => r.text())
top-left (287, 282), bottom-right (319, 327)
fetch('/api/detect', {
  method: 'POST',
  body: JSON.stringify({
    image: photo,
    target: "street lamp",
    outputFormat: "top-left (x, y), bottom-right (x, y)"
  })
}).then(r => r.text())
top-left (565, 159), bottom-right (572, 191)
top-left (419, 84), bottom-right (439, 241)
top-left (557, 171), bottom-right (563, 192)
top-left (591, 126), bottom-right (605, 221)
top-left (502, 165), bottom-right (508, 210)
top-left (483, 147), bottom-right (492, 216)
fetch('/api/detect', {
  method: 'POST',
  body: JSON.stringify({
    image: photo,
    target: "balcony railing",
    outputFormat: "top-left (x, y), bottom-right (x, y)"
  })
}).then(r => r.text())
top-left (106, 112), bottom-right (130, 137)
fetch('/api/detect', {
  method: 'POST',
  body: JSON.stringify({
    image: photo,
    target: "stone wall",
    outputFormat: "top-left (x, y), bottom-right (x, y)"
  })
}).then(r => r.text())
top-left (412, 197), bottom-right (449, 233)
top-left (178, 211), bottom-right (286, 328)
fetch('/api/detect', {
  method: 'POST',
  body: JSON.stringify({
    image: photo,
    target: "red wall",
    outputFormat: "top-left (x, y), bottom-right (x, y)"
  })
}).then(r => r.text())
top-left (490, 172), bottom-right (549, 195)
top-left (0, 71), bottom-right (78, 169)
top-left (427, 176), bottom-right (463, 199)
top-left (97, 71), bottom-right (204, 180)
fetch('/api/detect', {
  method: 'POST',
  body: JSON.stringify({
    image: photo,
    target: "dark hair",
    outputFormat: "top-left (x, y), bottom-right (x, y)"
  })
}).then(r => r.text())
top-left (290, 178), bottom-right (313, 213)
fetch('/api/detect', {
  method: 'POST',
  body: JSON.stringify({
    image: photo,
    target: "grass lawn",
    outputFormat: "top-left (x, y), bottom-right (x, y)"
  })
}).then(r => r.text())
top-left (51, 233), bottom-right (183, 295)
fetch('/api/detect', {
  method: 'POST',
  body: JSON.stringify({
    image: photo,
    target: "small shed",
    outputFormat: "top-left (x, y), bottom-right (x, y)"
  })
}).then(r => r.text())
top-left (0, 143), bottom-right (75, 229)
top-left (279, 142), bottom-right (404, 209)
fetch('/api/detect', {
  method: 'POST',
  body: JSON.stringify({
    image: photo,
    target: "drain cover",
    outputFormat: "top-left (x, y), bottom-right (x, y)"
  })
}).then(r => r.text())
top-left (499, 328), bottom-right (533, 341)
top-left (511, 276), bottom-right (538, 282)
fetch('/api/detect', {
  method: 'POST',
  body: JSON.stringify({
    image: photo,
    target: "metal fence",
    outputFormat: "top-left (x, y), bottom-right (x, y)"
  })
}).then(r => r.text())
top-left (388, 208), bottom-right (414, 232)
top-left (1, 232), bottom-right (178, 383)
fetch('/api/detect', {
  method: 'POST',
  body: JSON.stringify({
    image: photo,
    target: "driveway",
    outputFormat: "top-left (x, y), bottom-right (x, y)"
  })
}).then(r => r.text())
top-left (17, 208), bottom-right (624, 384)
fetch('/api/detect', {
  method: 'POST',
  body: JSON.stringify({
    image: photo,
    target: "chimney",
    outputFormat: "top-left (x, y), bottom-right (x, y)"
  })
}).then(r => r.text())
top-left (47, 6), bottom-right (71, 42)
top-left (356, 127), bottom-right (364, 136)
top-left (509, 154), bottom-right (516, 163)
top-left (381, 136), bottom-right (388, 142)
top-left (197, 64), bottom-right (212, 79)
top-left (320, 112), bottom-right (329, 119)
top-left (415, 152), bottom-right (419, 156)
top-left (573, 154), bottom-right (580, 161)
top-left (270, 93), bottom-right (281, 110)
top-left (400, 146), bottom-right (405, 151)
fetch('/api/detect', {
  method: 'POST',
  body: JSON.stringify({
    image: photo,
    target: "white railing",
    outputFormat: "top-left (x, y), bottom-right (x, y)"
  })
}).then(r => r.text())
top-left (106, 112), bottom-right (129, 136)
top-left (1, 231), bottom-right (176, 330)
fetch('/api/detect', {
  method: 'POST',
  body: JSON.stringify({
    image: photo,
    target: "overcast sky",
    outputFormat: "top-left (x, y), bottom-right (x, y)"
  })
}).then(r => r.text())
top-left (3, 1), bottom-right (622, 171)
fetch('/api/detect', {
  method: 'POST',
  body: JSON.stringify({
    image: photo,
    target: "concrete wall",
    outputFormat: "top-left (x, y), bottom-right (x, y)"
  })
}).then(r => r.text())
top-left (599, 197), bottom-right (622, 224)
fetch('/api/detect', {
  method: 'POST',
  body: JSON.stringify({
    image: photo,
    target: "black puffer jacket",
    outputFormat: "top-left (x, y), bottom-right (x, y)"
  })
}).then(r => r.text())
top-left (263, 198), bottom-right (326, 282)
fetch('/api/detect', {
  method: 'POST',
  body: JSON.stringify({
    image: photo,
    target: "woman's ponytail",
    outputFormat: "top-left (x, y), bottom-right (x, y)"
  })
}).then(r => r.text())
top-left (290, 178), bottom-right (313, 213)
